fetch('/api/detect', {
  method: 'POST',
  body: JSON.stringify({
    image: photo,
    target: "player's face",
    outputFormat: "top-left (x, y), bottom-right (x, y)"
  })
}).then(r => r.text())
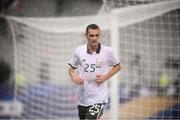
top-left (86, 29), bottom-right (101, 47)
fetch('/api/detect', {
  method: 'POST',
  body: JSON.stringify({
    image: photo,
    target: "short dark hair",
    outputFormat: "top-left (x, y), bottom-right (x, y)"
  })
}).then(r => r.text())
top-left (86, 24), bottom-right (100, 34)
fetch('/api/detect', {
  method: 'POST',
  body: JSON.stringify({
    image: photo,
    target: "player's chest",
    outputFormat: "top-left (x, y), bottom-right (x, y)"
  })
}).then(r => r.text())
top-left (79, 53), bottom-right (108, 69)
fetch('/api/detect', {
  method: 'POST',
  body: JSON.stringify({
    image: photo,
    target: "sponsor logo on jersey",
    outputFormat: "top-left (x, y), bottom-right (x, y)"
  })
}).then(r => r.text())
top-left (82, 59), bottom-right (86, 62)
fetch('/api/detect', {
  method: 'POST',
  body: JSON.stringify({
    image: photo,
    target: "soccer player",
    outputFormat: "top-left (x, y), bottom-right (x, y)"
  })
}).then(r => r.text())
top-left (68, 24), bottom-right (121, 120)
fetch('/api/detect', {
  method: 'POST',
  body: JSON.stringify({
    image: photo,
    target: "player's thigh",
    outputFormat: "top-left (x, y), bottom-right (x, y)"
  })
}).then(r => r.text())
top-left (77, 105), bottom-right (89, 120)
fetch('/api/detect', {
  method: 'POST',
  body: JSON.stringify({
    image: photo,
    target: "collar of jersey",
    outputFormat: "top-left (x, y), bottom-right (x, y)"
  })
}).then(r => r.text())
top-left (87, 43), bottom-right (101, 54)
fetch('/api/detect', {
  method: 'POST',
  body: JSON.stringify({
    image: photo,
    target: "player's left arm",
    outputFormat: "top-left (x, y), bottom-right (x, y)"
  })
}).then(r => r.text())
top-left (96, 63), bottom-right (121, 84)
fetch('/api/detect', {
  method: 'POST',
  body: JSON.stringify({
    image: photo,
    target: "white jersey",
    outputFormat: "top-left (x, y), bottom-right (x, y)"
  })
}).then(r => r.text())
top-left (68, 43), bottom-right (120, 106)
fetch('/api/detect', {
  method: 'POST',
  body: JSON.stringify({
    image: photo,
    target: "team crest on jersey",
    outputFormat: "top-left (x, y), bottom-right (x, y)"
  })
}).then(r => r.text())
top-left (96, 57), bottom-right (103, 67)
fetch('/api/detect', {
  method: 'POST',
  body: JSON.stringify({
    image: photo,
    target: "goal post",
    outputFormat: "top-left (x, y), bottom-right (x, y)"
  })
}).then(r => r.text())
top-left (108, 0), bottom-right (180, 119)
top-left (5, 0), bottom-right (180, 119)
top-left (110, 10), bottom-right (120, 119)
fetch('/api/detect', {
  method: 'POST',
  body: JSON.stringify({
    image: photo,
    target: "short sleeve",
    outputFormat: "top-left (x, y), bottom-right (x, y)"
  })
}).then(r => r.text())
top-left (67, 49), bottom-right (80, 69)
top-left (108, 48), bottom-right (120, 67)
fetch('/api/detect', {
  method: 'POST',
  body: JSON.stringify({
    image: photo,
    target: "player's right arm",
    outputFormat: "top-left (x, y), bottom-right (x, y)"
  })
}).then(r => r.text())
top-left (68, 64), bottom-right (84, 85)
top-left (68, 47), bottom-right (84, 85)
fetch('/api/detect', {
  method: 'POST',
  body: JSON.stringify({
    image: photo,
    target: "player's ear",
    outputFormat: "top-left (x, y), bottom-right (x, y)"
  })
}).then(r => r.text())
top-left (85, 31), bottom-right (88, 36)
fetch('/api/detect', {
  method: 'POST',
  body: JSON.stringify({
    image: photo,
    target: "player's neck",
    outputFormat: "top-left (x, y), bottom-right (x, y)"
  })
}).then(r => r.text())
top-left (88, 44), bottom-right (98, 52)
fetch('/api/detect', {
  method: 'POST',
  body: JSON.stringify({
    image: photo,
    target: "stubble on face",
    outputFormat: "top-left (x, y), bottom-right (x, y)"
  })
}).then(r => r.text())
top-left (86, 29), bottom-right (101, 51)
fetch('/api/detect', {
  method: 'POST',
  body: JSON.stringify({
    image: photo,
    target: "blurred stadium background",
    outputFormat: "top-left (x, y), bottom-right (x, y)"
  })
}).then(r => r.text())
top-left (0, 0), bottom-right (179, 119)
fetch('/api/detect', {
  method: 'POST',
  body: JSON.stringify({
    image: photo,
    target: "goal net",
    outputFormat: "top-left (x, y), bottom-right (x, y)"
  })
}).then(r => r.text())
top-left (6, 0), bottom-right (180, 119)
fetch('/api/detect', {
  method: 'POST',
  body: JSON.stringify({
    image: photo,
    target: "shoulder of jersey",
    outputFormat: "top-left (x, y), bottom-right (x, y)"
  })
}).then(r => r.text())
top-left (102, 45), bottom-right (112, 52)
top-left (76, 44), bottom-right (86, 52)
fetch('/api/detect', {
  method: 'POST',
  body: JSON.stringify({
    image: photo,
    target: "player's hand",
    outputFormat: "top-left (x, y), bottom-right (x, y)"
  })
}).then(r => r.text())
top-left (96, 74), bottom-right (107, 85)
top-left (72, 74), bottom-right (84, 85)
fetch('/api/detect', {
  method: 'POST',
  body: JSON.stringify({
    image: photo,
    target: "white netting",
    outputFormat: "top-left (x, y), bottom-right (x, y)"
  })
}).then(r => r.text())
top-left (6, 0), bottom-right (180, 119)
